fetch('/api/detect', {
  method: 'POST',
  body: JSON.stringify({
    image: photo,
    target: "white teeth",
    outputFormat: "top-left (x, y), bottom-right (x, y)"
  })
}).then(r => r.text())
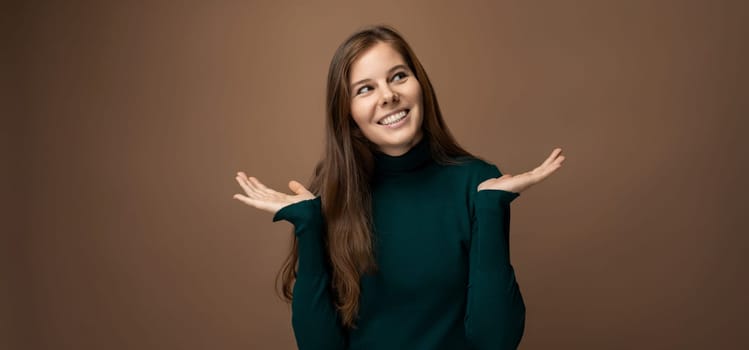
top-left (379, 110), bottom-right (407, 125)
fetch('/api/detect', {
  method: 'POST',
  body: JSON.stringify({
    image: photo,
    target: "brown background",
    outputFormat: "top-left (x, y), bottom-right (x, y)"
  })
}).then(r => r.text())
top-left (4, 0), bottom-right (748, 349)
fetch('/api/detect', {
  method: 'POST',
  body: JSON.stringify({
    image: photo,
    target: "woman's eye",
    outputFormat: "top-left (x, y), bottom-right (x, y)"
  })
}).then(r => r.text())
top-left (356, 86), bottom-right (372, 95)
top-left (392, 72), bottom-right (407, 81)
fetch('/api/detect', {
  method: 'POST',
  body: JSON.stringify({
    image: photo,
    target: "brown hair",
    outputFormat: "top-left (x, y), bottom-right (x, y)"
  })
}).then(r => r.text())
top-left (276, 25), bottom-right (475, 329)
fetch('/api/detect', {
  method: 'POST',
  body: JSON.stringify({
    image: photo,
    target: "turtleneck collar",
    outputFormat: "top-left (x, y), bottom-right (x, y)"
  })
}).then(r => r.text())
top-left (373, 136), bottom-right (433, 176)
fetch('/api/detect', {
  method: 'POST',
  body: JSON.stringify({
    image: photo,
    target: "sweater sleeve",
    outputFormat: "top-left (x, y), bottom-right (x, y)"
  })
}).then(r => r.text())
top-left (464, 164), bottom-right (526, 350)
top-left (272, 197), bottom-right (347, 350)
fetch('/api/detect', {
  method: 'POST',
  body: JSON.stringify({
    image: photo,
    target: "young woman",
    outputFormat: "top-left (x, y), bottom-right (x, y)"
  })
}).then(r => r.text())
top-left (234, 25), bottom-right (564, 350)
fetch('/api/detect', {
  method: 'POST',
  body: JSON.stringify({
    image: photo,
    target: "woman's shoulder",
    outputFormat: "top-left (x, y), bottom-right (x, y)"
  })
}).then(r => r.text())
top-left (448, 155), bottom-right (503, 179)
top-left (432, 155), bottom-right (504, 196)
top-left (436, 155), bottom-right (504, 203)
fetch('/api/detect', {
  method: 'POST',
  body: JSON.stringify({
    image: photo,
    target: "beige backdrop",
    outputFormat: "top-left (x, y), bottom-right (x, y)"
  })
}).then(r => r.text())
top-left (5, 0), bottom-right (748, 349)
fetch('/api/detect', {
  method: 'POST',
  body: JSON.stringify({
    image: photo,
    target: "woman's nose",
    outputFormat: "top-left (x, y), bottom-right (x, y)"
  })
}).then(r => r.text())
top-left (379, 86), bottom-right (399, 106)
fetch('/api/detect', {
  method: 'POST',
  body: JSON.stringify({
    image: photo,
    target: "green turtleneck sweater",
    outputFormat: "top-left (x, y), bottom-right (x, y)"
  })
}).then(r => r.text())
top-left (272, 138), bottom-right (525, 350)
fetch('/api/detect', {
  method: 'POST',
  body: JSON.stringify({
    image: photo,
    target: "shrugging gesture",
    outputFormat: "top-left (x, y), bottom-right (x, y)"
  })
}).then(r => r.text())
top-left (478, 148), bottom-right (565, 193)
top-left (233, 172), bottom-right (315, 214)
top-left (234, 171), bottom-right (347, 349)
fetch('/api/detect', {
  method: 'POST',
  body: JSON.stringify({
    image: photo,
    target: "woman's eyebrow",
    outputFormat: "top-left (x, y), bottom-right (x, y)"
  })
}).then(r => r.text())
top-left (351, 64), bottom-right (408, 87)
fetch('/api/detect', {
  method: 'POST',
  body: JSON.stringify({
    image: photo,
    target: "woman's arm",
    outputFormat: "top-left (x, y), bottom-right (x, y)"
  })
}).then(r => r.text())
top-left (233, 173), bottom-right (347, 349)
top-left (273, 197), bottom-right (348, 350)
top-left (464, 149), bottom-right (564, 349)
top-left (464, 164), bottom-right (525, 350)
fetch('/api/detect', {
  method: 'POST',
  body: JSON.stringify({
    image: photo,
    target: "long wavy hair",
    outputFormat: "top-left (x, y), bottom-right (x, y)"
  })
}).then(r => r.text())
top-left (276, 25), bottom-right (476, 329)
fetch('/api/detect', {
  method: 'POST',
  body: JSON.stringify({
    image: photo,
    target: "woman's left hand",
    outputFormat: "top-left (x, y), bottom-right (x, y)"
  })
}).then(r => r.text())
top-left (478, 148), bottom-right (565, 194)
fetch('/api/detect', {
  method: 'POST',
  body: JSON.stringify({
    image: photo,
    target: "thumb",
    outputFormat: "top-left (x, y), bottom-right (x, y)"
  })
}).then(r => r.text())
top-left (288, 180), bottom-right (312, 196)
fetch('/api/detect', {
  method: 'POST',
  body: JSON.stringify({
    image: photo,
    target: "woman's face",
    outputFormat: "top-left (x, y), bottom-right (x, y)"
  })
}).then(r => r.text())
top-left (349, 42), bottom-right (423, 156)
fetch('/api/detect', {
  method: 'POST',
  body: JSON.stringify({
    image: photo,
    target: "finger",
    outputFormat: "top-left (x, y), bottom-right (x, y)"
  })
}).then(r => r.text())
top-left (555, 155), bottom-right (566, 166)
top-left (546, 154), bottom-right (565, 170)
top-left (288, 180), bottom-right (312, 196)
top-left (237, 173), bottom-right (267, 196)
top-left (237, 171), bottom-right (252, 183)
top-left (540, 148), bottom-right (563, 168)
top-left (249, 176), bottom-right (274, 194)
top-left (236, 175), bottom-right (258, 196)
top-left (237, 171), bottom-right (257, 193)
top-left (249, 177), bottom-right (286, 201)
top-left (535, 156), bottom-right (565, 180)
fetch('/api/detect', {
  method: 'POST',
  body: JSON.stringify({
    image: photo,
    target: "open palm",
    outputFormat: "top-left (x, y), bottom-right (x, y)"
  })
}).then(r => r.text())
top-left (233, 172), bottom-right (315, 214)
top-left (478, 148), bottom-right (565, 194)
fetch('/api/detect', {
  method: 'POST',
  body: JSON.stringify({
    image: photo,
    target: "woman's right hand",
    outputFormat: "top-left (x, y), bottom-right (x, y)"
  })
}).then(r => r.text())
top-left (233, 171), bottom-right (316, 215)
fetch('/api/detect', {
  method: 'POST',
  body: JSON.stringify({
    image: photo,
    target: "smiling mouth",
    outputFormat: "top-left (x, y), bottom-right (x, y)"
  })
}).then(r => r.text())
top-left (377, 109), bottom-right (409, 125)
